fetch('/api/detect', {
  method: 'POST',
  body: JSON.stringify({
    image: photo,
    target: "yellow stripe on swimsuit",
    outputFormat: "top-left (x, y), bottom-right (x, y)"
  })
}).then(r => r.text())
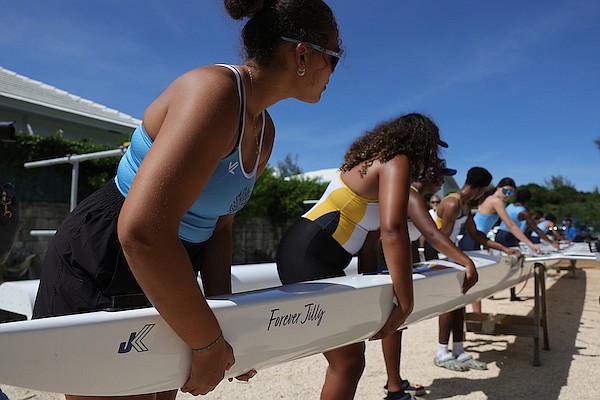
top-left (303, 175), bottom-right (379, 255)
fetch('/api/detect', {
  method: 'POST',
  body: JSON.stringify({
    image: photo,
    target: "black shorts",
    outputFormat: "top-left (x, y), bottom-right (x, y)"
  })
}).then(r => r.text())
top-left (458, 231), bottom-right (482, 251)
top-left (276, 218), bottom-right (352, 284)
top-left (377, 238), bottom-right (420, 267)
top-left (33, 179), bottom-right (204, 318)
top-left (423, 240), bottom-right (439, 261)
top-left (495, 229), bottom-right (519, 247)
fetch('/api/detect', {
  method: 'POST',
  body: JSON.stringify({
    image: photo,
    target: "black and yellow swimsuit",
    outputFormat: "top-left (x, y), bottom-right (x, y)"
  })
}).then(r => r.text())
top-left (303, 175), bottom-right (380, 254)
top-left (276, 175), bottom-right (380, 284)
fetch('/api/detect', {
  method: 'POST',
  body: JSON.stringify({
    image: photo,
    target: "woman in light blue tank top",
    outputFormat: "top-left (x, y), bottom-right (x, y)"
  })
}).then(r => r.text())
top-left (471, 177), bottom-right (539, 253)
top-left (33, 1), bottom-right (344, 398)
top-left (496, 189), bottom-right (560, 249)
top-left (467, 178), bottom-right (540, 308)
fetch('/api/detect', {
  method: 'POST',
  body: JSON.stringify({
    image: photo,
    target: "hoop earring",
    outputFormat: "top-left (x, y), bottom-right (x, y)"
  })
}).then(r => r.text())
top-left (297, 65), bottom-right (306, 77)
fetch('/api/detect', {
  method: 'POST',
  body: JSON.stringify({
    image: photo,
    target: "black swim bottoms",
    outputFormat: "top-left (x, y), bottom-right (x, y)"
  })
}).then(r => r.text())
top-left (495, 229), bottom-right (519, 247)
top-left (276, 218), bottom-right (352, 285)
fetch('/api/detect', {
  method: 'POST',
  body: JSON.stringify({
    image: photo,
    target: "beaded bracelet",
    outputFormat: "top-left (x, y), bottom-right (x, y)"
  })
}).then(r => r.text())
top-left (191, 331), bottom-right (223, 353)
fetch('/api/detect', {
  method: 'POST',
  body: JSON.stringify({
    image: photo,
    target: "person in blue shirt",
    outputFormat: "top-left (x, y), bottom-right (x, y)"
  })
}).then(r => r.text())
top-left (564, 218), bottom-right (578, 242)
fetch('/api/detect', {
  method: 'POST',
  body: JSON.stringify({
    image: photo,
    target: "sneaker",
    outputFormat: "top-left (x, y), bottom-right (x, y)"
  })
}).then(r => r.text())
top-left (433, 355), bottom-right (469, 372)
top-left (457, 355), bottom-right (488, 370)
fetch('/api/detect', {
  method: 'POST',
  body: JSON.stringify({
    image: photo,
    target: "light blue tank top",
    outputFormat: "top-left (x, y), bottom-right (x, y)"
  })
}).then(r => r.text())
top-left (531, 220), bottom-right (549, 238)
top-left (115, 64), bottom-right (265, 243)
top-left (473, 211), bottom-right (499, 235)
top-left (499, 203), bottom-right (526, 232)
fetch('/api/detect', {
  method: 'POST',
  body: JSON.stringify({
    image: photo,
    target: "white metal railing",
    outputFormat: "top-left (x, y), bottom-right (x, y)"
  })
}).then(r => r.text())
top-left (24, 147), bottom-right (127, 211)
top-left (23, 146), bottom-right (128, 236)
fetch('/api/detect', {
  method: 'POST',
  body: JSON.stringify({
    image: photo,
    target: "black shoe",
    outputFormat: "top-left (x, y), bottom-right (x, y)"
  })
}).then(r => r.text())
top-left (510, 296), bottom-right (525, 301)
top-left (384, 390), bottom-right (413, 400)
top-left (401, 380), bottom-right (425, 396)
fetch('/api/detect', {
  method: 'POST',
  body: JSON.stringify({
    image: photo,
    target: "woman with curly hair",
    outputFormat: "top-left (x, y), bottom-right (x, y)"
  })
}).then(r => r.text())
top-left (276, 112), bottom-right (446, 400)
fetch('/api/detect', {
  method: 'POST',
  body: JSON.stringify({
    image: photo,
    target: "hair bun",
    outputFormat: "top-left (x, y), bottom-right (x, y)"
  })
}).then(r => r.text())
top-left (224, 0), bottom-right (272, 20)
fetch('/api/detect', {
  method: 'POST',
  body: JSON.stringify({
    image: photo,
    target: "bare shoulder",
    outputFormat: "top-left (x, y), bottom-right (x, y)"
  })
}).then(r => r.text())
top-left (377, 154), bottom-right (410, 177)
top-left (168, 65), bottom-right (241, 102)
top-left (488, 195), bottom-right (506, 210)
top-left (143, 65), bottom-right (243, 141)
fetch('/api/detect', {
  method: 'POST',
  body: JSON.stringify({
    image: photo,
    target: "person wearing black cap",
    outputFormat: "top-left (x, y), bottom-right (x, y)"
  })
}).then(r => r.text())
top-left (375, 162), bottom-right (477, 399)
top-left (277, 113), bottom-right (445, 399)
top-left (426, 167), bottom-right (522, 372)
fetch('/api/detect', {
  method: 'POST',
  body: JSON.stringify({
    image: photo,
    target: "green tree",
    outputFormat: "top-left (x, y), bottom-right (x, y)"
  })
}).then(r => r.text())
top-left (237, 166), bottom-right (327, 227)
top-left (277, 153), bottom-right (302, 178)
top-left (544, 175), bottom-right (575, 190)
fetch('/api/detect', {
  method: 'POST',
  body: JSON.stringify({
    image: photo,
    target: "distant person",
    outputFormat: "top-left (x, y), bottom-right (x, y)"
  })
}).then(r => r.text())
top-left (377, 165), bottom-right (478, 400)
top-left (495, 189), bottom-right (558, 300)
top-left (32, 0), bottom-right (343, 398)
top-left (564, 218), bottom-right (578, 242)
top-left (532, 210), bottom-right (545, 224)
top-left (429, 194), bottom-right (441, 219)
top-left (425, 167), bottom-right (521, 371)
top-left (459, 177), bottom-right (539, 308)
top-left (277, 113), bottom-right (446, 399)
top-left (532, 213), bottom-right (567, 243)
top-left (418, 193), bottom-right (442, 261)
top-left (527, 210), bottom-right (545, 238)
top-left (459, 178), bottom-right (540, 254)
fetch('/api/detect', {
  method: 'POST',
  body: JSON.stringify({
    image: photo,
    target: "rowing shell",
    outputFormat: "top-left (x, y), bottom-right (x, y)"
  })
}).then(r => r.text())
top-left (523, 242), bottom-right (600, 266)
top-left (0, 251), bottom-right (521, 396)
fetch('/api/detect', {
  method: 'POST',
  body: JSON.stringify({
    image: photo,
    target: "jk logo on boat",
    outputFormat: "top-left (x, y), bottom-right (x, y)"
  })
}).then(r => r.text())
top-left (118, 324), bottom-right (155, 354)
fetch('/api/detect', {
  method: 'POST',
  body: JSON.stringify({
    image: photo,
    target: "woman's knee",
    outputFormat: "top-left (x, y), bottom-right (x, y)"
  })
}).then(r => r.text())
top-left (325, 343), bottom-right (366, 377)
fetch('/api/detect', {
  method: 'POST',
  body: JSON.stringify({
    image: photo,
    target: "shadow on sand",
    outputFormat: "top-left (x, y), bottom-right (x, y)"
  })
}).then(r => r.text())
top-left (425, 269), bottom-right (596, 400)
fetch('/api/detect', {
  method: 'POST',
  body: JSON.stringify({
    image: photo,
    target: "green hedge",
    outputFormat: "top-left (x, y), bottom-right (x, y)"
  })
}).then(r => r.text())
top-left (0, 131), bottom-right (123, 202)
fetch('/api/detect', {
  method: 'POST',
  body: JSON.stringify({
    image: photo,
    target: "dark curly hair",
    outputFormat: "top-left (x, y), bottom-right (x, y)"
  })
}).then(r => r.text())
top-left (340, 113), bottom-right (444, 184)
top-left (224, 0), bottom-right (340, 66)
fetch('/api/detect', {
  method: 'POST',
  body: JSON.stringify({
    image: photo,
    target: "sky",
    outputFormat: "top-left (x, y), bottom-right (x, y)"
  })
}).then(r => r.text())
top-left (2, 0), bottom-right (599, 192)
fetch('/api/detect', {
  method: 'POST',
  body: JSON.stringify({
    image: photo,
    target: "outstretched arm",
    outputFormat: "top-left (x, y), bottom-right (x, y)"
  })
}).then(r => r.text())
top-left (520, 210), bottom-right (560, 249)
top-left (465, 216), bottom-right (521, 257)
top-left (493, 198), bottom-right (539, 253)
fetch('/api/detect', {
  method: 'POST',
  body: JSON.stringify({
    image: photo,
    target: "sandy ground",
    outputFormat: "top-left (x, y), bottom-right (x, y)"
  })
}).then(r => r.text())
top-left (2, 259), bottom-right (599, 400)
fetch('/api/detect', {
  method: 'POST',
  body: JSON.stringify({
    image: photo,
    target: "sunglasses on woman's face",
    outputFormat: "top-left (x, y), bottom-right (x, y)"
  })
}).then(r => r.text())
top-left (502, 188), bottom-right (515, 196)
top-left (430, 200), bottom-right (440, 204)
top-left (280, 36), bottom-right (342, 71)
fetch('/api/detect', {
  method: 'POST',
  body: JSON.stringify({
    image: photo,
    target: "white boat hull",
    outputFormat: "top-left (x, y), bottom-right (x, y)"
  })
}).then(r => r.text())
top-left (0, 251), bottom-right (528, 396)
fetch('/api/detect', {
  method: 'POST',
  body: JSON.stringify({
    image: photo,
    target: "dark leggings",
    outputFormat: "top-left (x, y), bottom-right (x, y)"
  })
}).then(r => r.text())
top-left (276, 218), bottom-right (352, 284)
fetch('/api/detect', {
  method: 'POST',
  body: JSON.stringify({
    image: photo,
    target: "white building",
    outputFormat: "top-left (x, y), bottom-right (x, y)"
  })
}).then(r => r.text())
top-left (0, 66), bottom-right (140, 145)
